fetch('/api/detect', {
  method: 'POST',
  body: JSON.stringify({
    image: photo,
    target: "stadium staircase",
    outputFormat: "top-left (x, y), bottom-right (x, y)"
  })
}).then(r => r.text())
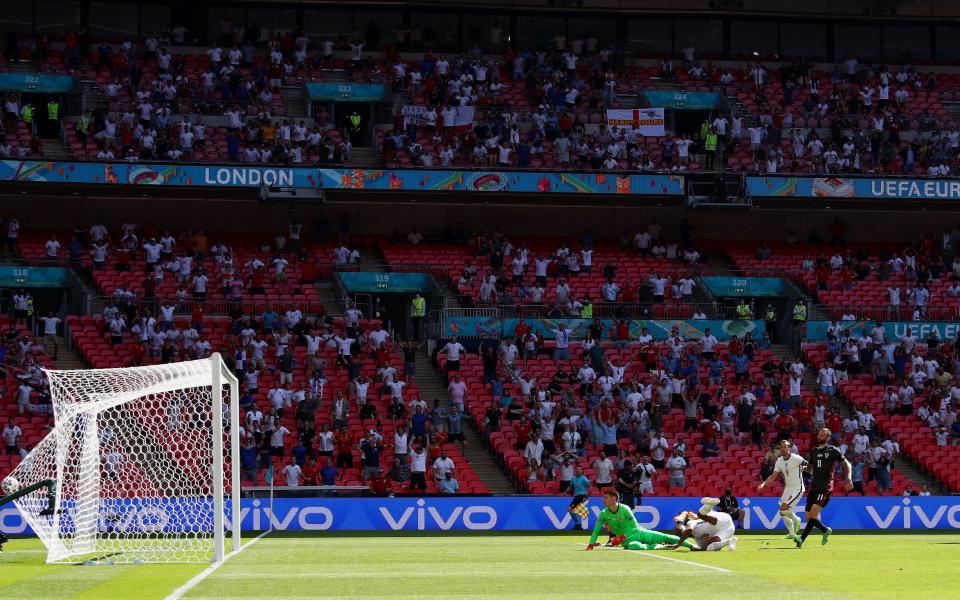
top-left (944, 101), bottom-right (960, 130)
top-left (39, 139), bottom-right (70, 161)
top-left (51, 339), bottom-right (86, 371)
top-left (279, 87), bottom-right (310, 119)
top-left (785, 344), bottom-right (936, 492)
top-left (412, 352), bottom-right (514, 494)
top-left (350, 146), bottom-right (381, 167)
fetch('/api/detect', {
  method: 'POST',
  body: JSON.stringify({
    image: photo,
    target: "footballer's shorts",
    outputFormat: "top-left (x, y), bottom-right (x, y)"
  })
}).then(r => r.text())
top-left (780, 487), bottom-right (804, 510)
top-left (805, 488), bottom-right (832, 511)
top-left (569, 494), bottom-right (587, 509)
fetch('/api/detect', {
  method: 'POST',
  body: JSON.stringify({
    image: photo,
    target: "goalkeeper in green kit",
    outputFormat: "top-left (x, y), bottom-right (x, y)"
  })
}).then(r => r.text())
top-left (585, 490), bottom-right (697, 551)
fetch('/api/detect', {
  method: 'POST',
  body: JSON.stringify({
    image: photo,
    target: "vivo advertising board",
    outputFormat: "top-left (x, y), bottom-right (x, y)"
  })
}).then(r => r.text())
top-left (3, 497), bottom-right (959, 534)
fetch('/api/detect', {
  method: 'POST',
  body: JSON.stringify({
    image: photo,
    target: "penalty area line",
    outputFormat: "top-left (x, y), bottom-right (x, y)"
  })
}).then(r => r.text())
top-left (165, 531), bottom-right (270, 600)
top-left (575, 543), bottom-right (731, 573)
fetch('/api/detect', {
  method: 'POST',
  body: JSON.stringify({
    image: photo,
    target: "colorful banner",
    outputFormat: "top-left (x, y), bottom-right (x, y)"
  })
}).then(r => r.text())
top-left (0, 161), bottom-right (685, 195)
top-left (699, 276), bottom-right (789, 297)
top-left (444, 317), bottom-right (764, 341)
top-left (305, 83), bottom-right (386, 102)
top-left (3, 496), bottom-right (959, 534)
top-left (748, 176), bottom-right (960, 200)
top-left (806, 320), bottom-right (960, 342)
top-left (0, 266), bottom-right (71, 288)
top-left (0, 73), bottom-right (78, 93)
top-left (643, 91), bottom-right (723, 110)
top-left (606, 108), bottom-right (665, 136)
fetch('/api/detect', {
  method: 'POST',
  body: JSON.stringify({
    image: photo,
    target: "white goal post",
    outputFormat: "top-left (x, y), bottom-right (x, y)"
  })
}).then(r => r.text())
top-left (5, 354), bottom-right (240, 564)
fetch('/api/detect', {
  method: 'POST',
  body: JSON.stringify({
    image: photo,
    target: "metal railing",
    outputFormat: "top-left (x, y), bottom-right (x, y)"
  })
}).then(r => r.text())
top-left (443, 302), bottom-right (733, 323)
top-left (88, 296), bottom-right (334, 318)
top-left (811, 304), bottom-right (959, 322)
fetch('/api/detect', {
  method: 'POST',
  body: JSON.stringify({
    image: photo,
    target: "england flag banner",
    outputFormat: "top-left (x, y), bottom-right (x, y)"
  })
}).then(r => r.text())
top-left (607, 108), bottom-right (665, 136)
top-left (441, 106), bottom-right (476, 131)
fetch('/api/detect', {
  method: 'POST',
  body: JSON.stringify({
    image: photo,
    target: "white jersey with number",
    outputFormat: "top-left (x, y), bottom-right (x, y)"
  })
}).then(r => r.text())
top-left (774, 453), bottom-right (807, 507)
top-left (692, 511), bottom-right (735, 543)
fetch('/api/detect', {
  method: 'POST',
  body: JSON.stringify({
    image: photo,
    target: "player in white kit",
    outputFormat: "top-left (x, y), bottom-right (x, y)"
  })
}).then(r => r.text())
top-left (670, 498), bottom-right (737, 551)
top-left (758, 439), bottom-right (807, 541)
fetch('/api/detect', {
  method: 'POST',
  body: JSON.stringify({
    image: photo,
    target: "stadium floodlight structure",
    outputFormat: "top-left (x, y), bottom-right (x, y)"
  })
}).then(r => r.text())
top-left (3, 355), bottom-right (240, 564)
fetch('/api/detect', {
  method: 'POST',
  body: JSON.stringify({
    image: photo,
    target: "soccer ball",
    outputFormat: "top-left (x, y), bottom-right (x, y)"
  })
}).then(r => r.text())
top-left (2, 476), bottom-right (21, 496)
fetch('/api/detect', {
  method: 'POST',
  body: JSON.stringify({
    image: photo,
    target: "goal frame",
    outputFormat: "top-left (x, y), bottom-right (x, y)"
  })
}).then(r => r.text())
top-left (212, 352), bottom-right (242, 562)
top-left (9, 354), bottom-right (241, 564)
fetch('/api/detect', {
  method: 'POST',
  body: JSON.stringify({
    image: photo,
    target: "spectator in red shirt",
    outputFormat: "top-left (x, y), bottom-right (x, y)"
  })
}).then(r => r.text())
top-left (130, 340), bottom-right (146, 367)
top-left (369, 469), bottom-right (392, 496)
top-left (815, 264), bottom-right (830, 291)
top-left (301, 456), bottom-right (319, 486)
top-left (335, 426), bottom-right (354, 469)
top-left (795, 403), bottom-right (813, 433)
top-left (515, 415), bottom-right (532, 451)
top-left (774, 410), bottom-right (797, 440)
top-left (191, 303), bottom-right (204, 333)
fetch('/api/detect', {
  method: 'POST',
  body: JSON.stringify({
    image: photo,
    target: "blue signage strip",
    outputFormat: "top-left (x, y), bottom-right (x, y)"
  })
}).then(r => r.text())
top-left (3, 496), bottom-right (958, 534)
top-left (305, 83), bottom-right (387, 102)
top-left (0, 161), bottom-right (684, 195)
top-left (444, 317), bottom-right (764, 341)
top-left (643, 91), bottom-right (722, 110)
top-left (806, 320), bottom-right (960, 341)
top-left (699, 276), bottom-right (788, 297)
top-left (0, 266), bottom-right (71, 288)
top-left (0, 73), bottom-right (77, 93)
top-left (748, 176), bottom-right (960, 200)
top-left (338, 272), bottom-right (431, 293)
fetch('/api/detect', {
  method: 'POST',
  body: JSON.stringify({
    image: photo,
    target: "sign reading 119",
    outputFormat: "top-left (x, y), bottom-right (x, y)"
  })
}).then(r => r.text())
top-left (375, 274), bottom-right (390, 289)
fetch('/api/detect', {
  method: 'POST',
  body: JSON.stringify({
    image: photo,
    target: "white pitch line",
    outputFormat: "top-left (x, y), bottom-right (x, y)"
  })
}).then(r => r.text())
top-left (632, 549), bottom-right (731, 573)
top-left (165, 531), bottom-right (270, 600)
top-left (576, 543), bottom-right (731, 573)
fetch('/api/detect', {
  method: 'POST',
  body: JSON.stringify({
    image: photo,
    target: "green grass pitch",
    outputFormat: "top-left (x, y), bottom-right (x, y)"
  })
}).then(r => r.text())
top-left (0, 531), bottom-right (957, 599)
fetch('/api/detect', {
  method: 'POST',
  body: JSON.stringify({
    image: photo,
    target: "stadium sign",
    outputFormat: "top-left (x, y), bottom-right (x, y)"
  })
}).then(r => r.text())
top-left (806, 320), bottom-right (960, 341)
top-left (748, 175), bottom-right (960, 200)
top-left (4, 497), bottom-right (959, 534)
top-left (0, 160), bottom-right (684, 195)
top-left (699, 276), bottom-right (789, 297)
top-left (203, 167), bottom-right (295, 187)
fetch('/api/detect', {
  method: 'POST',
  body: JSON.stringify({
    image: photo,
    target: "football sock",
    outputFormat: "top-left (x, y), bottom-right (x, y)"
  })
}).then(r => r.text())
top-left (780, 510), bottom-right (796, 536)
top-left (790, 512), bottom-right (803, 533)
top-left (800, 517), bottom-right (824, 540)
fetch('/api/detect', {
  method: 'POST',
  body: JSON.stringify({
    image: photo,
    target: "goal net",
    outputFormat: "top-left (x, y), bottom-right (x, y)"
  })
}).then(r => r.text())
top-left (7, 355), bottom-right (240, 564)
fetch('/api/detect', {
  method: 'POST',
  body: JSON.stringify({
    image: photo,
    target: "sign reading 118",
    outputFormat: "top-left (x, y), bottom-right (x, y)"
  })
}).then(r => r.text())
top-left (374, 274), bottom-right (390, 289)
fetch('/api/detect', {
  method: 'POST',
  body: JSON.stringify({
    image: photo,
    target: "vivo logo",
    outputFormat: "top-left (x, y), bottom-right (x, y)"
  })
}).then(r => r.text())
top-left (863, 499), bottom-right (960, 529)
top-left (378, 499), bottom-right (497, 530)
top-left (541, 505), bottom-right (660, 529)
top-left (243, 499), bottom-right (333, 531)
top-left (740, 498), bottom-right (960, 530)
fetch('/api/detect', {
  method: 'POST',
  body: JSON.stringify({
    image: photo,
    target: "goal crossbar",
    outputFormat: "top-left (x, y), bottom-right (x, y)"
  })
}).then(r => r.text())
top-left (7, 354), bottom-right (240, 564)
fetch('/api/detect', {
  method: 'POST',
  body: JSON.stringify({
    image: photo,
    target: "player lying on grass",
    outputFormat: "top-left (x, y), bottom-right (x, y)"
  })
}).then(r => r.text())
top-left (667, 497), bottom-right (738, 552)
top-left (585, 490), bottom-right (698, 551)
top-left (0, 476), bottom-right (57, 552)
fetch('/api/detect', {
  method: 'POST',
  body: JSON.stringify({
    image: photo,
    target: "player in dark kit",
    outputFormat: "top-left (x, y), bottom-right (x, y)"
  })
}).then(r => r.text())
top-left (796, 428), bottom-right (852, 548)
